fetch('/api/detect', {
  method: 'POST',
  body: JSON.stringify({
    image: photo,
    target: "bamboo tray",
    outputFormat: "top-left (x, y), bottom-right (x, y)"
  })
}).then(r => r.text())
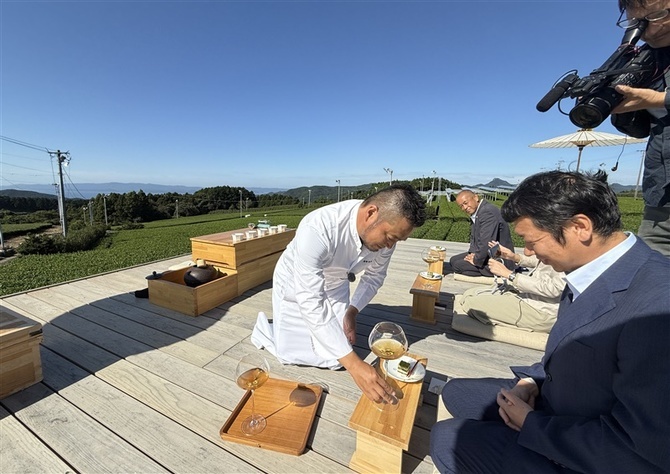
top-left (220, 378), bottom-right (323, 455)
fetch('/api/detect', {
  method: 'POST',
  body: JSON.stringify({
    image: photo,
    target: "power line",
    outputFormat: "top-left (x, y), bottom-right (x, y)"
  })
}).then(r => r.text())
top-left (0, 135), bottom-right (49, 153)
top-left (63, 166), bottom-right (87, 199)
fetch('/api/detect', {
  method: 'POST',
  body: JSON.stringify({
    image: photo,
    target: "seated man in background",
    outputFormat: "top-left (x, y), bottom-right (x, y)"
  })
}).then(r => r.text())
top-left (445, 190), bottom-right (515, 277)
top-left (457, 241), bottom-right (565, 333)
top-left (430, 170), bottom-right (670, 473)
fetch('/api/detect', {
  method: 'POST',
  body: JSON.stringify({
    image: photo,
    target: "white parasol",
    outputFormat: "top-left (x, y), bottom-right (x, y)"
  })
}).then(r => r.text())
top-left (529, 128), bottom-right (646, 171)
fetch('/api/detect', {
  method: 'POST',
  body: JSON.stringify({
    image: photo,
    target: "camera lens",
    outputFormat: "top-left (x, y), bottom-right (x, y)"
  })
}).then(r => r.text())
top-left (569, 83), bottom-right (626, 129)
top-left (569, 94), bottom-right (616, 129)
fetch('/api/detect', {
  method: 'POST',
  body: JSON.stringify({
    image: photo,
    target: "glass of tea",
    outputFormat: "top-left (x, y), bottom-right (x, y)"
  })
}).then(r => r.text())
top-left (235, 353), bottom-right (271, 435)
top-left (368, 321), bottom-right (408, 411)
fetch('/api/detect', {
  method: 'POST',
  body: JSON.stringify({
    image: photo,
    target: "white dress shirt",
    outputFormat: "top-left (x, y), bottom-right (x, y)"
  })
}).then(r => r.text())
top-left (252, 200), bottom-right (395, 367)
top-left (566, 232), bottom-right (636, 301)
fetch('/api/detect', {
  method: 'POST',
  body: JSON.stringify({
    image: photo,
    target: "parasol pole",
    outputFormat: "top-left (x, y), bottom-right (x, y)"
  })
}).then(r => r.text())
top-left (576, 145), bottom-right (585, 172)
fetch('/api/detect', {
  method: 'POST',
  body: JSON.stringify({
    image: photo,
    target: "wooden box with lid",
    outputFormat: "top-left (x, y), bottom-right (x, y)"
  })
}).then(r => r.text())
top-left (148, 266), bottom-right (238, 317)
top-left (0, 308), bottom-right (44, 399)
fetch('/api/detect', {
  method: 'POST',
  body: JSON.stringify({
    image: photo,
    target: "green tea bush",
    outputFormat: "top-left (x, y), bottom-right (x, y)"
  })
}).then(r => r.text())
top-left (411, 220), bottom-right (435, 239)
top-left (423, 220), bottom-right (453, 240)
top-left (64, 225), bottom-right (108, 252)
top-left (17, 233), bottom-right (64, 255)
top-left (17, 225), bottom-right (108, 255)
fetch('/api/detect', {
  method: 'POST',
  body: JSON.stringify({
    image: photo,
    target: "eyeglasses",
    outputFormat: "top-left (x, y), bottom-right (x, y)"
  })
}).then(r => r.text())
top-left (616, 8), bottom-right (670, 29)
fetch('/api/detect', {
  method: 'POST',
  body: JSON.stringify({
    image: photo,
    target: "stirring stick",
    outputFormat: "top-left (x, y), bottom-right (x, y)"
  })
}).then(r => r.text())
top-left (407, 359), bottom-right (421, 377)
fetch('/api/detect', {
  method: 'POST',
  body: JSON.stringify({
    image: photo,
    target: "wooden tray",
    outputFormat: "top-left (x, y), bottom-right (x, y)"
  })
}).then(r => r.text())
top-left (220, 378), bottom-right (323, 456)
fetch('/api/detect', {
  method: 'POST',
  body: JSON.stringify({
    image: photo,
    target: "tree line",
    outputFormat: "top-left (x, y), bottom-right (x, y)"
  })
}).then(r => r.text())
top-left (1, 186), bottom-right (301, 226)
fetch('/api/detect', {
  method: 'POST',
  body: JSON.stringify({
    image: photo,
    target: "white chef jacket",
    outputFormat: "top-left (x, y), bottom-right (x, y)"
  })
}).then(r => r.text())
top-left (251, 200), bottom-right (395, 368)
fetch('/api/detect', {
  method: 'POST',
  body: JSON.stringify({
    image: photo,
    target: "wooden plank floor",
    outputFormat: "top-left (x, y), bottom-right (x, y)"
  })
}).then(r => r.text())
top-left (0, 238), bottom-right (542, 473)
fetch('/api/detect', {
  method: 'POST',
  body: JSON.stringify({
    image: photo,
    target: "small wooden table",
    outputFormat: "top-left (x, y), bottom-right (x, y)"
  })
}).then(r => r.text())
top-left (348, 354), bottom-right (427, 474)
top-left (409, 273), bottom-right (442, 324)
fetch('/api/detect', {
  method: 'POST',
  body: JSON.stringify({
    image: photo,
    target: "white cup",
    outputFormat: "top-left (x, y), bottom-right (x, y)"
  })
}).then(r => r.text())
top-left (246, 230), bottom-right (257, 239)
top-left (257, 228), bottom-right (268, 237)
top-left (232, 233), bottom-right (244, 243)
top-left (269, 226), bottom-right (278, 234)
top-left (277, 224), bottom-right (287, 233)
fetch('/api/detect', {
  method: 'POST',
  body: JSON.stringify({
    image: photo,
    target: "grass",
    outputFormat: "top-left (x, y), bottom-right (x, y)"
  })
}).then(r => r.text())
top-left (0, 197), bottom-right (644, 297)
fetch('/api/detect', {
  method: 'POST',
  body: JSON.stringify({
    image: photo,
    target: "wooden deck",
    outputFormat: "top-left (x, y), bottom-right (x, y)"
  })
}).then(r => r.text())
top-left (0, 238), bottom-right (542, 473)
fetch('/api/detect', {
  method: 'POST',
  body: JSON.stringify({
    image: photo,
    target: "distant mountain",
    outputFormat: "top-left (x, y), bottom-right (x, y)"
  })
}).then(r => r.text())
top-left (4, 183), bottom-right (287, 199)
top-left (471, 178), bottom-right (516, 189)
top-left (279, 183), bottom-right (383, 202)
top-left (250, 187), bottom-right (287, 195)
top-left (610, 183), bottom-right (637, 193)
top-left (0, 189), bottom-right (57, 199)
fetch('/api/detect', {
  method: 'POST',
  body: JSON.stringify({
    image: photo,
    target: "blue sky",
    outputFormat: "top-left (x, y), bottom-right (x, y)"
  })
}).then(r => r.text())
top-left (1, 0), bottom-right (649, 194)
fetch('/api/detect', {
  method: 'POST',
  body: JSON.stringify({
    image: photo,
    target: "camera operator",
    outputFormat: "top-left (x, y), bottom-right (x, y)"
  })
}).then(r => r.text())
top-left (611, 0), bottom-right (670, 257)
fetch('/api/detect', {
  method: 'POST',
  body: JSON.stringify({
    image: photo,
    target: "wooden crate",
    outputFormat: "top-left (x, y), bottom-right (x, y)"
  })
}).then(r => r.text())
top-left (0, 308), bottom-right (44, 399)
top-left (236, 251), bottom-right (283, 294)
top-left (191, 228), bottom-right (295, 268)
top-left (148, 266), bottom-right (238, 317)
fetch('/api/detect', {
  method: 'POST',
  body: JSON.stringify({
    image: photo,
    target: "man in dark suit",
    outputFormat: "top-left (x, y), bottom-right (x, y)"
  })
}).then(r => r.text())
top-left (446, 190), bottom-right (515, 276)
top-left (430, 171), bottom-right (670, 473)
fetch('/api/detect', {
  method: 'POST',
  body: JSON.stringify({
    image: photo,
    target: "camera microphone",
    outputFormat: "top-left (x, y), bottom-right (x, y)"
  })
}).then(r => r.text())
top-left (621, 21), bottom-right (648, 45)
top-left (537, 73), bottom-right (579, 112)
top-left (611, 160), bottom-right (619, 172)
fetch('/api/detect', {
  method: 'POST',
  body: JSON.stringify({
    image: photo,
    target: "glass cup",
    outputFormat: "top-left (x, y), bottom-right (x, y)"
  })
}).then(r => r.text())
top-left (235, 353), bottom-right (271, 435)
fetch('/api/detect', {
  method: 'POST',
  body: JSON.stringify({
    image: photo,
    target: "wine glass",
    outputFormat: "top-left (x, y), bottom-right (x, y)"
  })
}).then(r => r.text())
top-left (235, 353), bottom-right (271, 435)
top-left (368, 322), bottom-right (408, 411)
top-left (421, 247), bottom-right (442, 277)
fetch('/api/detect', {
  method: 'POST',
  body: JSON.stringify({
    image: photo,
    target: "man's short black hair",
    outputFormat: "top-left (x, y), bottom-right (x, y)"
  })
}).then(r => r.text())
top-left (501, 170), bottom-right (622, 245)
top-left (364, 183), bottom-right (427, 228)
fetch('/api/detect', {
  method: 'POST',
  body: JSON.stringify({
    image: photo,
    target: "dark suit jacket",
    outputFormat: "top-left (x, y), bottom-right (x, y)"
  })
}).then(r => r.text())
top-left (512, 239), bottom-right (670, 473)
top-left (469, 199), bottom-right (514, 267)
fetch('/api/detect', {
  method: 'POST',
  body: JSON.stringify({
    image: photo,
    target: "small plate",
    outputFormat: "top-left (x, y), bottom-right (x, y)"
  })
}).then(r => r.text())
top-left (384, 356), bottom-right (426, 383)
top-left (420, 271), bottom-right (442, 281)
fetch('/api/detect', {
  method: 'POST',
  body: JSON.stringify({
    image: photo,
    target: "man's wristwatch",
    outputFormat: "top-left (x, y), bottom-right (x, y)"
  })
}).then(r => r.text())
top-left (508, 273), bottom-right (516, 282)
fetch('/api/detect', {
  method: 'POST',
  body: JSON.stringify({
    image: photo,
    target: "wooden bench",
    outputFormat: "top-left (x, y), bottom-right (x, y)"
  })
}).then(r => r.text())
top-left (348, 354), bottom-right (427, 474)
top-left (409, 272), bottom-right (442, 324)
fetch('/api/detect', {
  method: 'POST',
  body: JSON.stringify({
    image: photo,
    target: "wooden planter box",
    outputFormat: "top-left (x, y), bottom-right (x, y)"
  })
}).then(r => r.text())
top-left (0, 308), bottom-right (44, 399)
top-left (148, 266), bottom-right (238, 317)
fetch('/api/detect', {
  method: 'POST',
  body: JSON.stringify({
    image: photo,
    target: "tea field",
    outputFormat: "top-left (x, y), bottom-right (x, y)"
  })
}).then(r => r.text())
top-left (0, 197), bottom-right (644, 296)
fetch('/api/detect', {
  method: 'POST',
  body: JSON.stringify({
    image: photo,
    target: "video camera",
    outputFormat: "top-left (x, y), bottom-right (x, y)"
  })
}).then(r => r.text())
top-left (537, 21), bottom-right (659, 129)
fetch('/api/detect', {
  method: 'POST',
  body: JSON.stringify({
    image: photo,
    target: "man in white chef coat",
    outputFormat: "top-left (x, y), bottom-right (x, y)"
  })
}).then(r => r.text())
top-left (252, 184), bottom-right (426, 403)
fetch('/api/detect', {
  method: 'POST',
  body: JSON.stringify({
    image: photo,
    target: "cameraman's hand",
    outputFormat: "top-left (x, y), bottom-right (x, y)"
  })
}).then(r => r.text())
top-left (612, 85), bottom-right (666, 114)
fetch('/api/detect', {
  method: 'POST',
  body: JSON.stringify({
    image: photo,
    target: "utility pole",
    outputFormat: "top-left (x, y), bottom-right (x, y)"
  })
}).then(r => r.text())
top-left (634, 150), bottom-right (645, 199)
top-left (239, 190), bottom-right (243, 217)
top-left (175, 199), bottom-right (179, 218)
top-left (336, 179), bottom-right (341, 202)
top-left (0, 221), bottom-right (5, 254)
top-left (383, 168), bottom-right (393, 186)
top-left (89, 200), bottom-right (94, 224)
top-left (52, 150), bottom-right (69, 237)
top-left (308, 189), bottom-right (311, 206)
top-left (103, 195), bottom-right (109, 225)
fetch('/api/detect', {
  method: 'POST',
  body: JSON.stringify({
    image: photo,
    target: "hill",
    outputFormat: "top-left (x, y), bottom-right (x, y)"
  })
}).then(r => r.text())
top-left (0, 189), bottom-right (57, 199)
top-left (2, 184), bottom-right (286, 199)
top-left (472, 178), bottom-right (516, 189)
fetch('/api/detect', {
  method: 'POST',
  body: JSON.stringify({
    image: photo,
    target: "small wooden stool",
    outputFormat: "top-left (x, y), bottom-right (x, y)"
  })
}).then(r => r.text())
top-left (409, 273), bottom-right (442, 324)
top-left (348, 354), bottom-right (427, 474)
